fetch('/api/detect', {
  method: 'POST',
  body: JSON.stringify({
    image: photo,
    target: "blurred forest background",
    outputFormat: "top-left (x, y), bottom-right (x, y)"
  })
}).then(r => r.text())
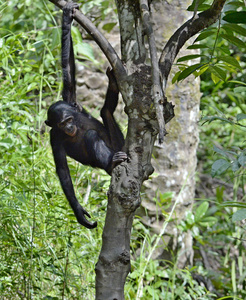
top-left (0, 0), bottom-right (246, 299)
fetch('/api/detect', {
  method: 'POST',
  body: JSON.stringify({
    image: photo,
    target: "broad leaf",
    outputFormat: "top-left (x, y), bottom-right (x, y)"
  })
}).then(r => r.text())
top-left (223, 12), bottom-right (246, 24)
top-left (220, 33), bottom-right (246, 48)
top-left (236, 113), bottom-right (246, 121)
top-left (209, 66), bottom-right (227, 81)
top-left (222, 24), bottom-right (246, 37)
top-left (218, 56), bottom-right (241, 69)
top-left (211, 159), bottom-right (230, 177)
top-left (238, 152), bottom-right (246, 167)
top-left (199, 217), bottom-right (218, 227)
top-left (232, 209), bottom-right (246, 222)
top-left (195, 202), bottom-right (209, 222)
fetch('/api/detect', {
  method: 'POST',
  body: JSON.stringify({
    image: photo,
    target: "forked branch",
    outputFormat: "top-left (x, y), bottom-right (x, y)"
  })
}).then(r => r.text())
top-left (159, 0), bottom-right (226, 88)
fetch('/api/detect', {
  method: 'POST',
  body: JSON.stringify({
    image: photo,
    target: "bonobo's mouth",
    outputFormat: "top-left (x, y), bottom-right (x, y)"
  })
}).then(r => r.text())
top-left (66, 126), bottom-right (77, 137)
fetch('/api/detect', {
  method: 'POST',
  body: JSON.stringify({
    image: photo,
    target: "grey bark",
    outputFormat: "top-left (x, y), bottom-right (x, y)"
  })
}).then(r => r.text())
top-left (139, 0), bottom-right (200, 267)
top-left (48, 0), bottom-right (226, 299)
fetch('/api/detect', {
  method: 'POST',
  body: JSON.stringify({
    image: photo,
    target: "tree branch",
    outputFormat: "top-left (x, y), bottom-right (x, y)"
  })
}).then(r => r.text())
top-left (159, 0), bottom-right (226, 88)
top-left (140, 0), bottom-right (166, 143)
top-left (48, 0), bottom-right (126, 80)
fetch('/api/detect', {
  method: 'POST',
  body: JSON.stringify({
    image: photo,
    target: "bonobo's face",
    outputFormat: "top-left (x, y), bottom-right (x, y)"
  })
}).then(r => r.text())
top-left (58, 115), bottom-right (77, 137)
top-left (45, 101), bottom-right (78, 137)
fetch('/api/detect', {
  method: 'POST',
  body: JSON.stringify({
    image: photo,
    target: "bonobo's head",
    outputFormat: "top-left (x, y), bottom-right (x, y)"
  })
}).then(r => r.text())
top-left (45, 101), bottom-right (78, 137)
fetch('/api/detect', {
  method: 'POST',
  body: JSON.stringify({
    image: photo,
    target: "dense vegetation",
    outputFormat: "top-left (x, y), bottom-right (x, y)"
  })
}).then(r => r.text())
top-left (0, 0), bottom-right (245, 299)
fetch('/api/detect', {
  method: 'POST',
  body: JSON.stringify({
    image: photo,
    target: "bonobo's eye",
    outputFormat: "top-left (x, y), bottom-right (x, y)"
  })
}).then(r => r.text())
top-left (58, 117), bottom-right (73, 128)
top-left (66, 117), bottom-right (73, 123)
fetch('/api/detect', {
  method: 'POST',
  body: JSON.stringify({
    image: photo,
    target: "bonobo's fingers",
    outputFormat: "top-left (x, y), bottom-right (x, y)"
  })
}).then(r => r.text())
top-left (75, 206), bottom-right (97, 229)
top-left (112, 151), bottom-right (128, 163)
top-left (106, 67), bottom-right (119, 93)
top-left (63, 2), bottom-right (79, 22)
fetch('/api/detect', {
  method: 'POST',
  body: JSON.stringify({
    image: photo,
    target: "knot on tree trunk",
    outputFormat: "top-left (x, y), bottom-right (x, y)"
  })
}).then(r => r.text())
top-left (110, 168), bottom-right (141, 213)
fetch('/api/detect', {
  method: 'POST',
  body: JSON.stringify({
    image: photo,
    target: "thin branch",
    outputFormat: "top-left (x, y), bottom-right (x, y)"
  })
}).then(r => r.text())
top-left (140, 0), bottom-right (166, 143)
top-left (48, 0), bottom-right (126, 80)
top-left (159, 0), bottom-right (226, 88)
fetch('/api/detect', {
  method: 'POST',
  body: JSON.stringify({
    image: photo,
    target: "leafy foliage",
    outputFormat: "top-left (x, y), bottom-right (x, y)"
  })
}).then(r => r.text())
top-left (174, 0), bottom-right (246, 84)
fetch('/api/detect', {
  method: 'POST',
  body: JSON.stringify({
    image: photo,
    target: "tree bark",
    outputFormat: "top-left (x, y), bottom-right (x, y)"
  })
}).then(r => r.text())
top-left (139, 0), bottom-right (200, 267)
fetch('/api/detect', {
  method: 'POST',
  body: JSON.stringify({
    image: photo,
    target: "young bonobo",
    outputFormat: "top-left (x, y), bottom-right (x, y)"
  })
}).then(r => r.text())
top-left (45, 2), bottom-right (127, 229)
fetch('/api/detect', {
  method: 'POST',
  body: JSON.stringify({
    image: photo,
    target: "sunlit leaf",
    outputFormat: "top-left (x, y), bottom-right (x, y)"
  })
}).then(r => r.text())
top-left (195, 202), bottom-right (209, 222)
top-left (209, 65), bottom-right (227, 81)
top-left (218, 56), bottom-right (241, 69)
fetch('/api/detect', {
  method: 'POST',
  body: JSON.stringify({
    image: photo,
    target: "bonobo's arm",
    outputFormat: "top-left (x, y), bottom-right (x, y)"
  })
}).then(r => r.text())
top-left (61, 2), bottom-right (79, 105)
top-left (50, 131), bottom-right (97, 229)
top-left (84, 130), bottom-right (127, 174)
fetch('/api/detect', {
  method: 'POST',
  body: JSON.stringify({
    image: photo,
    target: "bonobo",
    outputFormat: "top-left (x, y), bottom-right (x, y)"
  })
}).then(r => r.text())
top-left (45, 2), bottom-right (127, 229)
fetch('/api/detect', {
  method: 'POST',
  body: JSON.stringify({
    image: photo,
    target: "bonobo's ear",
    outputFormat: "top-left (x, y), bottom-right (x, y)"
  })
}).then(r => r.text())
top-left (45, 120), bottom-right (52, 127)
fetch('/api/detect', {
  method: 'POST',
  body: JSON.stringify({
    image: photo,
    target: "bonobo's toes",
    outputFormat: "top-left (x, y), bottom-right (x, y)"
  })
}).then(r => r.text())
top-left (63, 2), bottom-right (79, 16)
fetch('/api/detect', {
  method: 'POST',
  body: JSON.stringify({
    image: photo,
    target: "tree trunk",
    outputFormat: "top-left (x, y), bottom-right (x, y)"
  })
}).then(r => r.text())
top-left (139, 0), bottom-right (200, 267)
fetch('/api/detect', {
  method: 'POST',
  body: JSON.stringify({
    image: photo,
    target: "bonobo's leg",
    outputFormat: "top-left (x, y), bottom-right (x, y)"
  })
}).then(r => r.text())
top-left (61, 2), bottom-right (79, 107)
top-left (100, 68), bottom-right (125, 152)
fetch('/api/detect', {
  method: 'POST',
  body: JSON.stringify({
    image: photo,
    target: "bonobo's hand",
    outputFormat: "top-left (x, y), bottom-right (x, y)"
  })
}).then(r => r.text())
top-left (63, 2), bottom-right (79, 24)
top-left (75, 204), bottom-right (97, 229)
top-left (111, 151), bottom-right (127, 169)
top-left (106, 67), bottom-right (119, 94)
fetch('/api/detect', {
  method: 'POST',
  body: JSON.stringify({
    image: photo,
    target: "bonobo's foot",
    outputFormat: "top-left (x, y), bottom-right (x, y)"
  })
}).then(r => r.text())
top-left (63, 2), bottom-right (79, 24)
top-left (112, 151), bottom-right (127, 165)
top-left (106, 67), bottom-right (119, 93)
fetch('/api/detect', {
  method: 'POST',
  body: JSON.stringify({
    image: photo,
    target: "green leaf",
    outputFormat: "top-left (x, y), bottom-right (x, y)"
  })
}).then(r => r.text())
top-left (211, 159), bottom-right (230, 177)
top-left (229, 80), bottom-right (246, 86)
top-left (186, 211), bottom-right (195, 225)
top-left (195, 202), bottom-right (209, 222)
top-left (102, 22), bottom-right (117, 32)
top-left (223, 12), bottom-right (246, 24)
top-left (220, 33), bottom-right (246, 48)
top-left (172, 70), bottom-right (181, 83)
top-left (177, 54), bottom-right (204, 62)
top-left (76, 43), bottom-right (96, 62)
top-left (195, 30), bottom-right (215, 42)
top-left (187, 44), bottom-right (209, 49)
top-left (234, 87), bottom-right (246, 93)
top-left (209, 66), bottom-right (227, 81)
top-left (199, 216), bottom-right (218, 227)
top-left (232, 209), bottom-right (246, 222)
top-left (213, 145), bottom-right (231, 158)
top-left (221, 201), bottom-right (246, 208)
top-left (177, 63), bottom-right (202, 81)
top-left (236, 113), bottom-right (246, 121)
top-left (222, 24), bottom-right (246, 37)
top-left (187, 0), bottom-right (209, 11)
top-left (218, 56), bottom-right (241, 69)
top-left (231, 160), bottom-right (240, 172)
top-left (238, 152), bottom-right (246, 167)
